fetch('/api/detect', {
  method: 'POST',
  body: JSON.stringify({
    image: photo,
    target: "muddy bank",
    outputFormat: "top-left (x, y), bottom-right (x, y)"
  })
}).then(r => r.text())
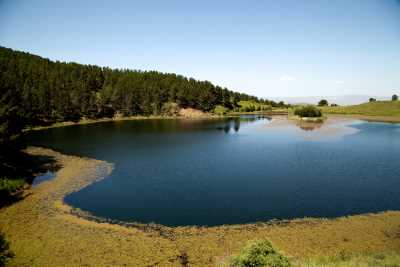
top-left (0, 147), bottom-right (399, 266)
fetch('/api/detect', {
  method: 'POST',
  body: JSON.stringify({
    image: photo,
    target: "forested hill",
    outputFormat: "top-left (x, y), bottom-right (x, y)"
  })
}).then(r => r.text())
top-left (0, 46), bottom-right (278, 127)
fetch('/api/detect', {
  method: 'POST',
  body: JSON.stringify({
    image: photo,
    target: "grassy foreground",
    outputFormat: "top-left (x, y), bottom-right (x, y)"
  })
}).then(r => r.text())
top-left (0, 147), bottom-right (399, 266)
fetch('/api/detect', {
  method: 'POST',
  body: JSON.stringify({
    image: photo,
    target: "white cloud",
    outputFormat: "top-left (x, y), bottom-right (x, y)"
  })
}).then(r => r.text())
top-left (335, 80), bottom-right (344, 84)
top-left (280, 74), bottom-right (295, 81)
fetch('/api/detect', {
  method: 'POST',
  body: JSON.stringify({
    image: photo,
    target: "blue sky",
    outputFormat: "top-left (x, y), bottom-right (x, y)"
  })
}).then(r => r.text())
top-left (1, 0), bottom-right (399, 98)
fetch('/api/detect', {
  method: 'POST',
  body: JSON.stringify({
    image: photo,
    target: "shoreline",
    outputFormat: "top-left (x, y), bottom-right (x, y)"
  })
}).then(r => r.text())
top-left (1, 147), bottom-right (400, 266)
top-left (26, 113), bottom-right (400, 133)
top-left (327, 114), bottom-right (400, 123)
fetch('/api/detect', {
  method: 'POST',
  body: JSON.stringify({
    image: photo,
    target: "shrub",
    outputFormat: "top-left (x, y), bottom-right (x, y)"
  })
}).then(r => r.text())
top-left (0, 177), bottom-right (25, 198)
top-left (230, 240), bottom-right (292, 267)
top-left (294, 105), bottom-right (322, 118)
top-left (213, 105), bottom-right (229, 115)
top-left (161, 102), bottom-right (180, 116)
top-left (392, 94), bottom-right (398, 101)
top-left (0, 233), bottom-right (13, 267)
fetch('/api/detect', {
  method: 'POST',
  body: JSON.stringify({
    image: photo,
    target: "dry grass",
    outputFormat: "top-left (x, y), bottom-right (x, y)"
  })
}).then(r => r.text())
top-left (0, 147), bottom-right (399, 266)
top-left (178, 108), bottom-right (214, 119)
top-left (298, 252), bottom-right (400, 267)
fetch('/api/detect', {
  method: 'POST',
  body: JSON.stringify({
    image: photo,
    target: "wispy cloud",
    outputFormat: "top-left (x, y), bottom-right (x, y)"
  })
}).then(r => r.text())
top-left (335, 80), bottom-right (344, 84)
top-left (280, 74), bottom-right (295, 81)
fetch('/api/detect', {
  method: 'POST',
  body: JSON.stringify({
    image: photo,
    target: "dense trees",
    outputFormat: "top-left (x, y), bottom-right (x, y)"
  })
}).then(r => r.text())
top-left (392, 94), bottom-right (398, 101)
top-left (0, 46), bottom-right (279, 130)
top-left (318, 99), bottom-right (328, 106)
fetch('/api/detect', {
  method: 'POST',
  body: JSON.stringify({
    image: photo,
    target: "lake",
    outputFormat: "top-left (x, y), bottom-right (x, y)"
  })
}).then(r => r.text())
top-left (26, 116), bottom-right (400, 226)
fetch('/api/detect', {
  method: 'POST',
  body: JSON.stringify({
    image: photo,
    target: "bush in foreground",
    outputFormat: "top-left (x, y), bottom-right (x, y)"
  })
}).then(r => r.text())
top-left (294, 105), bottom-right (322, 118)
top-left (230, 240), bottom-right (292, 267)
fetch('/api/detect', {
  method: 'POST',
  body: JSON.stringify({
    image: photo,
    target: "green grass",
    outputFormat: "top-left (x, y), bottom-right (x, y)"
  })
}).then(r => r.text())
top-left (321, 101), bottom-right (400, 116)
top-left (0, 177), bottom-right (25, 194)
top-left (213, 105), bottom-right (230, 115)
top-left (237, 101), bottom-right (272, 112)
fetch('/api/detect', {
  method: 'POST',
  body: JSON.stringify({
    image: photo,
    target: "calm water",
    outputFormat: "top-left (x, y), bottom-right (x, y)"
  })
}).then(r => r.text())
top-left (26, 116), bottom-right (400, 226)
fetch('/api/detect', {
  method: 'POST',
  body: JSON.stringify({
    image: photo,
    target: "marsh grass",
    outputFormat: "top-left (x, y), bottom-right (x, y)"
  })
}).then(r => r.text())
top-left (1, 148), bottom-right (400, 266)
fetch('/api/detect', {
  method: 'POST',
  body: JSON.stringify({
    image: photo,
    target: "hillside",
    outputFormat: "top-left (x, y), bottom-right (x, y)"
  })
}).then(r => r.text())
top-left (322, 101), bottom-right (400, 117)
top-left (0, 46), bottom-right (278, 131)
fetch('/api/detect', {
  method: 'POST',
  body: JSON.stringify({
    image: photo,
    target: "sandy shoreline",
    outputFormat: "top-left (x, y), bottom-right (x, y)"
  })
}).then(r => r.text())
top-left (1, 147), bottom-right (400, 266)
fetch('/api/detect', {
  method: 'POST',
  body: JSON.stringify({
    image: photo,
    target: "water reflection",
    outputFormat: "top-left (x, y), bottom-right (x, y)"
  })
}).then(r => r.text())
top-left (217, 115), bottom-right (271, 133)
top-left (26, 115), bottom-right (400, 226)
top-left (296, 121), bottom-right (324, 131)
top-left (32, 170), bottom-right (56, 187)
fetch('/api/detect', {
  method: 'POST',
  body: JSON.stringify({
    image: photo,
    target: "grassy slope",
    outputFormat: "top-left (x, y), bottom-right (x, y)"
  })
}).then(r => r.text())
top-left (322, 101), bottom-right (400, 116)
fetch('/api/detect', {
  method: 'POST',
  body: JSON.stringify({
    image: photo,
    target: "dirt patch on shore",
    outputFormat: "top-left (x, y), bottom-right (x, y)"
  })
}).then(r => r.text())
top-left (179, 108), bottom-right (213, 119)
top-left (1, 147), bottom-right (400, 266)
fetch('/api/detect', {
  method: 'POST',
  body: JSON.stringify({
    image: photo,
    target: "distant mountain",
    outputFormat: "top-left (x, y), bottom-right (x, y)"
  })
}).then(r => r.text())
top-left (271, 95), bottom-right (391, 106)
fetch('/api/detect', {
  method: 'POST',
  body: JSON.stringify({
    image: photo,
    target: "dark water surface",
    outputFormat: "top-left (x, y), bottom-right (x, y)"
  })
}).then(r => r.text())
top-left (26, 116), bottom-right (400, 226)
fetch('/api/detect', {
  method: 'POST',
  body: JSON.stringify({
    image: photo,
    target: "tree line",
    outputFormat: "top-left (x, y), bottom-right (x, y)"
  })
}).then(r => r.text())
top-left (0, 46), bottom-right (286, 144)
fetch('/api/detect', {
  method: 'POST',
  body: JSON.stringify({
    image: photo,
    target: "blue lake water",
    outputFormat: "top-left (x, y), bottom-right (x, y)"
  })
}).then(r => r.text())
top-left (26, 116), bottom-right (400, 226)
top-left (32, 170), bottom-right (56, 187)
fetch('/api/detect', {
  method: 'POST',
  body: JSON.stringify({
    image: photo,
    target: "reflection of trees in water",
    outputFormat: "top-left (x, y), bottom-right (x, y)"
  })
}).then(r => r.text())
top-left (296, 121), bottom-right (323, 131)
top-left (239, 115), bottom-right (271, 122)
top-left (234, 119), bottom-right (240, 132)
top-left (217, 119), bottom-right (239, 133)
top-left (219, 116), bottom-right (271, 133)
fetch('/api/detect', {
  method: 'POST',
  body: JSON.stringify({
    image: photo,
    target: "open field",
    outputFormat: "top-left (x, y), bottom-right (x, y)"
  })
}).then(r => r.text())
top-left (0, 147), bottom-right (399, 266)
top-left (322, 101), bottom-right (400, 117)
